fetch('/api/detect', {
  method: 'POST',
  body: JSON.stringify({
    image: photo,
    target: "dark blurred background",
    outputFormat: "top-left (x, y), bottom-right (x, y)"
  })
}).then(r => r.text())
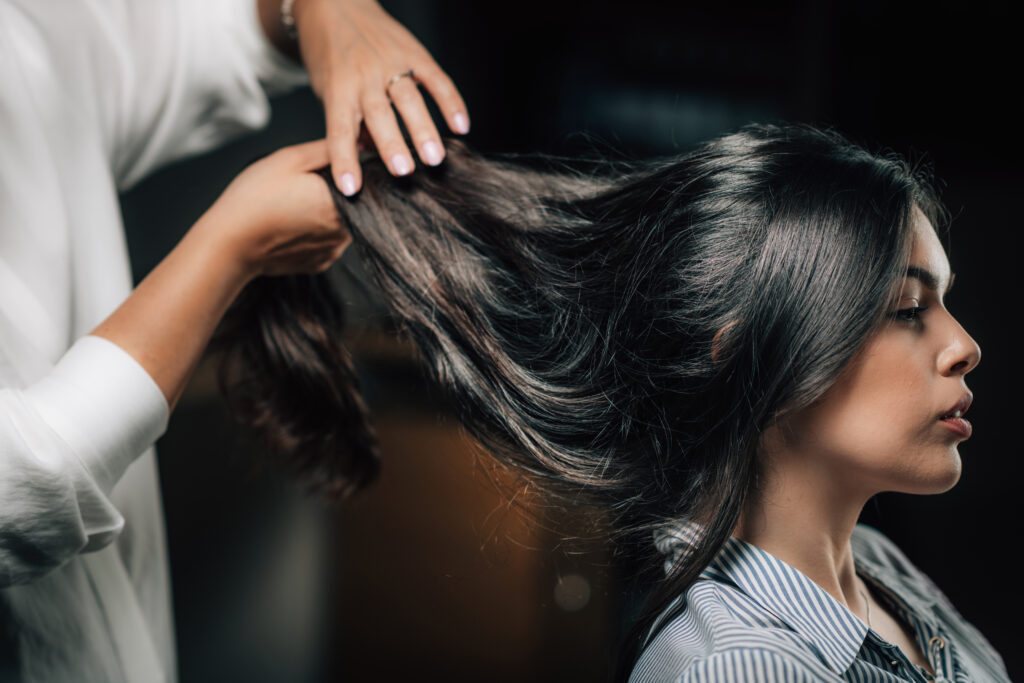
top-left (119, 1), bottom-right (1023, 681)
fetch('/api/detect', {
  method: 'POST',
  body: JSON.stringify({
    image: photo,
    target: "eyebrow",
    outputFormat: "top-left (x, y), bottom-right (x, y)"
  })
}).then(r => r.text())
top-left (906, 265), bottom-right (955, 296)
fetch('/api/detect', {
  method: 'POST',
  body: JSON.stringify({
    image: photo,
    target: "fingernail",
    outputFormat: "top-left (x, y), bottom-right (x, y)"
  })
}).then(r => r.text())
top-left (453, 112), bottom-right (470, 135)
top-left (421, 141), bottom-right (444, 166)
top-left (339, 173), bottom-right (357, 196)
top-left (391, 154), bottom-right (413, 176)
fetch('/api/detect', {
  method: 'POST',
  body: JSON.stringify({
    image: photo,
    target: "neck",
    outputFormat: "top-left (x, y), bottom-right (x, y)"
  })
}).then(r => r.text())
top-left (734, 428), bottom-right (873, 611)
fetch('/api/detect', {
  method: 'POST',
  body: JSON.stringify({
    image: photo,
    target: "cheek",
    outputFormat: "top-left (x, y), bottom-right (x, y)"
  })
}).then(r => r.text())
top-left (813, 343), bottom-right (927, 443)
top-left (846, 354), bottom-right (925, 432)
top-left (784, 338), bottom-right (959, 492)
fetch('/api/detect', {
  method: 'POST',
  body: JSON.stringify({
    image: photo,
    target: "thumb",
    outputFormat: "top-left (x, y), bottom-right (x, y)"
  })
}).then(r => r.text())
top-left (281, 139), bottom-right (331, 172)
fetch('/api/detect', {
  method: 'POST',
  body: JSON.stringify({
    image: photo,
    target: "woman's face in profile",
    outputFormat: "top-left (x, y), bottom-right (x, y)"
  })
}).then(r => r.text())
top-left (772, 208), bottom-right (981, 498)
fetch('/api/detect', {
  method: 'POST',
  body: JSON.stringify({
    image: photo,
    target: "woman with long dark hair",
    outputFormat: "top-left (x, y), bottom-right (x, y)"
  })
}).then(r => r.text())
top-left (221, 123), bottom-right (1008, 681)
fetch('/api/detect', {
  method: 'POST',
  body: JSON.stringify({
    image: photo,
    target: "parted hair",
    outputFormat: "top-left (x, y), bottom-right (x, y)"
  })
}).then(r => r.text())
top-left (215, 123), bottom-right (944, 678)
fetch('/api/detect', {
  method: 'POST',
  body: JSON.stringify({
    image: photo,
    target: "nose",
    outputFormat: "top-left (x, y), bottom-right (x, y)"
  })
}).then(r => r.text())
top-left (939, 315), bottom-right (981, 376)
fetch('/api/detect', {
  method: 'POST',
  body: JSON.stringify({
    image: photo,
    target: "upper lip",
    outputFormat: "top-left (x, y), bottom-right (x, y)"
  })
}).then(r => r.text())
top-left (940, 392), bottom-right (973, 419)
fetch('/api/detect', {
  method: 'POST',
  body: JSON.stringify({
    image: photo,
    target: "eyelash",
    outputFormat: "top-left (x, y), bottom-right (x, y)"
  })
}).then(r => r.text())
top-left (893, 306), bottom-right (928, 323)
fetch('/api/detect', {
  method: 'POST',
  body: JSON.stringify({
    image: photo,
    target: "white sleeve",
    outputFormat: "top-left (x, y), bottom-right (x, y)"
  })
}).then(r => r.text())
top-left (108, 0), bottom-right (310, 189)
top-left (0, 336), bottom-right (168, 587)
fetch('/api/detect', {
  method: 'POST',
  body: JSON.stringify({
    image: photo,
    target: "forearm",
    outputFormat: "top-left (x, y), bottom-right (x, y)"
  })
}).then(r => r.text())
top-left (90, 217), bottom-right (252, 411)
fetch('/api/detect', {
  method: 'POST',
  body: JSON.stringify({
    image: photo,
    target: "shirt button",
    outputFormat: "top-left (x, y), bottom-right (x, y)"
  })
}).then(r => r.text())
top-left (889, 658), bottom-right (901, 667)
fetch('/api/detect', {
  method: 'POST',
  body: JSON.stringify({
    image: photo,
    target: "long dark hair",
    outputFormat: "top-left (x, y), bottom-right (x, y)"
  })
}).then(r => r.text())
top-left (216, 123), bottom-right (943, 678)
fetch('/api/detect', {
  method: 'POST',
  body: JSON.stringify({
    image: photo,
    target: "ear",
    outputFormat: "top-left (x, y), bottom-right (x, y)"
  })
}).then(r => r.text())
top-left (711, 319), bottom-right (740, 364)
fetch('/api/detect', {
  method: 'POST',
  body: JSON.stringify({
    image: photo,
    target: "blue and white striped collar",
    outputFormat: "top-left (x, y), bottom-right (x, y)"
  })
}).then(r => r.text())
top-left (706, 536), bottom-right (869, 675)
top-left (654, 524), bottom-right (869, 676)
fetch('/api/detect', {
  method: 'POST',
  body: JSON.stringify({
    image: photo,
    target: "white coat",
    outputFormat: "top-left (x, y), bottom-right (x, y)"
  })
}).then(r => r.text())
top-left (0, 0), bottom-right (307, 680)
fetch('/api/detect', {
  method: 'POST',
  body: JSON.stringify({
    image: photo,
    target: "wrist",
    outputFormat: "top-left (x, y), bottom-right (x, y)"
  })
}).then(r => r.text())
top-left (188, 212), bottom-right (259, 292)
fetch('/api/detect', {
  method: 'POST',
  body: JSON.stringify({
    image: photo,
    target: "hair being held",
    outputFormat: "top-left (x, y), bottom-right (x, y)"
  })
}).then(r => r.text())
top-left (215, 124), bottom-right (944, 677)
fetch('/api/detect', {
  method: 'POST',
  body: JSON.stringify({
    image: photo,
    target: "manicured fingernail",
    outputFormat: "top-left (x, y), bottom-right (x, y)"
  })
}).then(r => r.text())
top-left (421, 141), bottom-right (444, 166)
top-left (339, 173), bottom-right (357, 196)
top-left (391, 153), bottom-right (413, 176)
top-left (453, 112), bottom-right (470, 135)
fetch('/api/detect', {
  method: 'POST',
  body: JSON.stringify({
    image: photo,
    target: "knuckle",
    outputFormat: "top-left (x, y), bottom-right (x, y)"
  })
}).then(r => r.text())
top-left (366, 122), bottom-right (403, 147)
top-left (368, 132), bottom-right (401, 152)
top-left (409, 126), bottom-right (438, 144)
top-left (326, 127), bottom-right (356, 146)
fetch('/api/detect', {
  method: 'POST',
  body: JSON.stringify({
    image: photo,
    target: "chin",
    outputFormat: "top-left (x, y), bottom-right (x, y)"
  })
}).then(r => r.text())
top-left (904, 449), bottom-right (963, 495)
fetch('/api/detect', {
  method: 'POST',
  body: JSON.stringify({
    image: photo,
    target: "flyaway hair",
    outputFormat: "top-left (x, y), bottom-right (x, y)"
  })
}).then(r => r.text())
top-left (214, 123), bottom-right (944, 678)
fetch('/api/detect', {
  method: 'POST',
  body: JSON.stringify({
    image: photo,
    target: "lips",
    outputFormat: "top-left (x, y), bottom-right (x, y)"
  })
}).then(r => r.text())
top-left (939, 392), bottom-right (973, 420)
top-left (939, 392), bottom-right (973, 439)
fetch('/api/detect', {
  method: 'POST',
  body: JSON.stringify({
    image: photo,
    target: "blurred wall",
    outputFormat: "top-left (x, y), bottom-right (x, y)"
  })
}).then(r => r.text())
top-left (120, 1), bottom-right (1023, 680)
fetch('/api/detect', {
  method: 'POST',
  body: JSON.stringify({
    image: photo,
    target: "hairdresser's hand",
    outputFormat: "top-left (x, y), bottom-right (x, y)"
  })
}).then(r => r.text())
top-left (198, 139), bottom-right (350, 279)
top-left (289, 0), bottom-right (469, 195)
top-left (92, 140), bottom-right (347, 409)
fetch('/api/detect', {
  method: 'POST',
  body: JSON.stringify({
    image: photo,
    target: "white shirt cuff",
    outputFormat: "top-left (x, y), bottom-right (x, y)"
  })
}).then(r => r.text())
top-left (22, 336), bottom-right (169, 494)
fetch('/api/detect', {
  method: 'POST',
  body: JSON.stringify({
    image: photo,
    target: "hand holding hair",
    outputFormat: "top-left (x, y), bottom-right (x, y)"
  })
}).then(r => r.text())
top-left (90, 139), bottom-right (351, 412)
top-left (196, 139), bottom-right (352, 278)
top-left (262, 0), bottom-right (470, 195)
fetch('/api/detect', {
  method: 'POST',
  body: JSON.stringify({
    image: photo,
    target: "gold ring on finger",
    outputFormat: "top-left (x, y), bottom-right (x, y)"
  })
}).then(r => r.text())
top-left (385, 69), bottom-right (415, 92)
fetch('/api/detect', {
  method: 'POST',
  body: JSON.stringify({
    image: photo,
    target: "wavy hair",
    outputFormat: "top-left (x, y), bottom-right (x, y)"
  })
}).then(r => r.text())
top-left (215, 123), bottom-right (944, 678)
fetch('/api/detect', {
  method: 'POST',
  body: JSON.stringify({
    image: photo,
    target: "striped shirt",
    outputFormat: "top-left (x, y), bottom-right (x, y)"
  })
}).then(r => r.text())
top-left (629, 524), bottom-right (1008, 682)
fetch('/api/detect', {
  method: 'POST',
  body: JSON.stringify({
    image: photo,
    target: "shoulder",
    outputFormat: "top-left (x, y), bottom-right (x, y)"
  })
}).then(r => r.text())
top-left (629, 582), bottom-right (836, 683)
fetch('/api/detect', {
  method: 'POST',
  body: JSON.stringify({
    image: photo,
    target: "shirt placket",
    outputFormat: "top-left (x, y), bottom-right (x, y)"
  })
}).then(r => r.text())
top-left (861, 572), bottom-right (955, 682)
top-left (864, 631), bottom-right (931, 682)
